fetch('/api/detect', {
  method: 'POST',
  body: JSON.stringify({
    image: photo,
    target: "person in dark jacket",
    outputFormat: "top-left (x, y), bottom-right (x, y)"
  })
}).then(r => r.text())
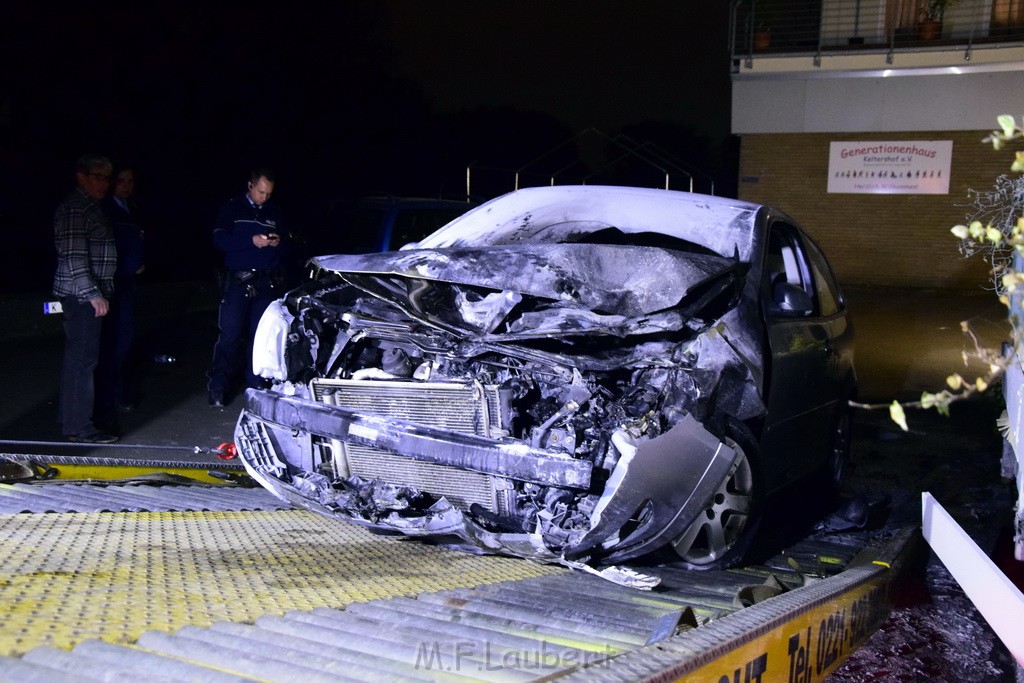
top-left (53, 154), bottom-right (118, 443)
top-left (97, 164), bottom-right (145, 422)
top-left (207, 168), bottom-right (287, 408)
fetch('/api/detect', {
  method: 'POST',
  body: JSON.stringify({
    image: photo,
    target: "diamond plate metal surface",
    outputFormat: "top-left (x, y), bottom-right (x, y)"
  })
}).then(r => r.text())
top-left (0, 491), bottom-right (888, 681)
top-left (0, 482), bottom-right (289, 514)
top-left (0, 509), bottom-right (563, 659)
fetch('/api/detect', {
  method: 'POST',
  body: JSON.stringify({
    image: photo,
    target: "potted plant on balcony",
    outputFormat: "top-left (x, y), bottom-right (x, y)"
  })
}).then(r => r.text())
top-left (753, 22), bottom-right (772, 50)
top-left (918, 0), bottom-right (957, 40)
top-left (750, 0), bottom-right (782, 51)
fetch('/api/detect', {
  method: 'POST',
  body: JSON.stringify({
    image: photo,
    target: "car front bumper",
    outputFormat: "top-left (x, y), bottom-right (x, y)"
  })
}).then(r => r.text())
top-left (235, 387), bottom-right (738, 569)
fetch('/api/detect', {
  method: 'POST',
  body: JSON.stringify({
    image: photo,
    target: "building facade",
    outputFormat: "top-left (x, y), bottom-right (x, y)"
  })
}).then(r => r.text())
top-left (730, 0), bottom-right (1024, 289)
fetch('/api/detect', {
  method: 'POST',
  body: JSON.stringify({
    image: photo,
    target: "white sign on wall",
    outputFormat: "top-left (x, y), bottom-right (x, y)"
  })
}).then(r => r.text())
top-left (827, 140), bottom-right (953, 194)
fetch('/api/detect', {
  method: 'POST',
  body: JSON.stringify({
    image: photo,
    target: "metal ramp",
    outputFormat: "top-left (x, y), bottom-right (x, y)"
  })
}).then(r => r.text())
top-left (0, 554), bottom-right (901, 682)
top-left (0, 475), bottom-right (916, 682)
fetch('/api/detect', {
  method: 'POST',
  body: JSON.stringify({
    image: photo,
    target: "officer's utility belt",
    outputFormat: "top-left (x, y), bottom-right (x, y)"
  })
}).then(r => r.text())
top-left (230, 268), bottom-right (284, 297)
top-left (231, 268), bottom-right (283, 285)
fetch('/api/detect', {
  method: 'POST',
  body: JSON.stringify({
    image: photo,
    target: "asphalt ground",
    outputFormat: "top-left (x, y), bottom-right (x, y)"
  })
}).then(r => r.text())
top-left (0, 297), bottom-right (234, 466)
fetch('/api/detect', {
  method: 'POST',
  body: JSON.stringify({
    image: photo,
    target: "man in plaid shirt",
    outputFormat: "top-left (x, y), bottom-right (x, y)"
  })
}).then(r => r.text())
top-left (53, 154), bottom-right (118, 443)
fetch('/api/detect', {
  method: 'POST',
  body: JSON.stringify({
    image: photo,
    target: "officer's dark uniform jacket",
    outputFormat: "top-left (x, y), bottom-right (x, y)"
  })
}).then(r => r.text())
top-left (213, 195), bottom-right (284, 276)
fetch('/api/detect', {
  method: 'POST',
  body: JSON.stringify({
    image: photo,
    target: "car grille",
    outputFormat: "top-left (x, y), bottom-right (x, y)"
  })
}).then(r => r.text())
top-left (311, 378), bottom-right (510, 514)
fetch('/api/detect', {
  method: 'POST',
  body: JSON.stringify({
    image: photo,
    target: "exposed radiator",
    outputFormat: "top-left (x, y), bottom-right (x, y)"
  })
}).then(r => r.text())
top-left (311, 378), bottom-right (509, 514)
top-left (312, 378), bottom-right (503, 436)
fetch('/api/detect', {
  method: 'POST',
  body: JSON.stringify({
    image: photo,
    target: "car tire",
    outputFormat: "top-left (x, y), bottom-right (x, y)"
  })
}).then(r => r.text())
top-left (667, 423), bottom-right (762, 570)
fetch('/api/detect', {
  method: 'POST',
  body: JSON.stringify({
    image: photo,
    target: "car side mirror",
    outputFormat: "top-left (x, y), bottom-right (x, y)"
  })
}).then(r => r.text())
top-left (771, 282), bottom-right (813, 316)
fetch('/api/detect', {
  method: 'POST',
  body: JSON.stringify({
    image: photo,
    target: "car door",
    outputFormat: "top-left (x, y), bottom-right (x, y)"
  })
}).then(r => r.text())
top-left (759, 221), bottom-right (849, 491)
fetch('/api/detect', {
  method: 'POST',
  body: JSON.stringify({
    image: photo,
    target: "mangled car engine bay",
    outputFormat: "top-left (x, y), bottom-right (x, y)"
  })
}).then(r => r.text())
top-left (237, 233), bottom-right (771, 587)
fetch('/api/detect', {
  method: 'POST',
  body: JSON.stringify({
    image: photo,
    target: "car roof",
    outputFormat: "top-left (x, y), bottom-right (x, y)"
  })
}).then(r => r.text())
top-left (416, 185), bottom-right (765, 261)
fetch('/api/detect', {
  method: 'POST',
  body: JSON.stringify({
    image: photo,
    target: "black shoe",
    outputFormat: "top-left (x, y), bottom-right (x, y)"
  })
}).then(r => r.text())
top-left (94, 420), bottom-right (122, 437)
top-left (209, 392), bottom-right (225, 409)
top-left (67, 428), bottom-right (119, 444)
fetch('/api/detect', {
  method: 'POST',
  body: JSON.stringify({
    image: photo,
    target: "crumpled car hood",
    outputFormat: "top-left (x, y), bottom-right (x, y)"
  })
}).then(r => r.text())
top-left (311, 243), bottom-right (735, 319)
top-left (416, 185), bottom-right (761, 262)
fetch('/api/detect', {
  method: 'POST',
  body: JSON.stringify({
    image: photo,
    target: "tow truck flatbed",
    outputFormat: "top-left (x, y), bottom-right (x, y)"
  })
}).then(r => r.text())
top-left (0, 476), bottom-right (917, 682)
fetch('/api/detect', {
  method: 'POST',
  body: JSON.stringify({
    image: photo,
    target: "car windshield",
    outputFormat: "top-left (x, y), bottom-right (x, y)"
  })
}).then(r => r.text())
top-left (417, 185), bottom-right (761, 262)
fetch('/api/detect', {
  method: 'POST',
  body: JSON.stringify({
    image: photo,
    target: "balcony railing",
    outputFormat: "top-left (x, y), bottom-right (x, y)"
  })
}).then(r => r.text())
top-left (730, 0), bottom-right (1024, 65)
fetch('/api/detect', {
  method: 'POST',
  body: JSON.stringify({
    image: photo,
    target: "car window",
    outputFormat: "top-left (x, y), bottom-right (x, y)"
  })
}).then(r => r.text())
top-left (564, 226), bottom-right (721, 257)
top-left (765, 223), bottom-right (815, 316)
top-left (390, 206), bottom-right (476, 249)
top-left (349, 205), bottom-right (391, 251)
top-left (802, 233), bottom-right (844, 317)
top-left (316, 203), bottom-right (389, 254)
top-left (316, 200), bottom-right (477, 254)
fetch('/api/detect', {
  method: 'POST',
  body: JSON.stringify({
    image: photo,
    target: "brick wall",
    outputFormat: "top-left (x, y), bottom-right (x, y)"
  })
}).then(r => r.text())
top-left (737, 131), bottom-right (1011, 290)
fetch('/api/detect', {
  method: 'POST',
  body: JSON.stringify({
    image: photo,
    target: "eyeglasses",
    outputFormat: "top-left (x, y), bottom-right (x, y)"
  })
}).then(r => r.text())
top-left (85, 172), bottom-right (112, 182)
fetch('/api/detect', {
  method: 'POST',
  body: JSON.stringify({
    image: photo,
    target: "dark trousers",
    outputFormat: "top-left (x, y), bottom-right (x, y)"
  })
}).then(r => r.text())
top-left (60, 297), bottom-right (102, 436)
top-left (208, 279), bottom-right (276, 395)
top-left (97, 284), bottom-right (137, 411)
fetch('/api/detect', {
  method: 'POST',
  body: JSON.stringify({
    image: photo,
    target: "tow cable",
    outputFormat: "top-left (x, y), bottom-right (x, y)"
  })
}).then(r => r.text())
top-left (0, 439), bottom-right (238, 459)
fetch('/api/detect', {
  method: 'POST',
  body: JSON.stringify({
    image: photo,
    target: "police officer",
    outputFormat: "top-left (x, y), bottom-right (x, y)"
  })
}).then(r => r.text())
top-left (207, 168), bottom-right (286, 408)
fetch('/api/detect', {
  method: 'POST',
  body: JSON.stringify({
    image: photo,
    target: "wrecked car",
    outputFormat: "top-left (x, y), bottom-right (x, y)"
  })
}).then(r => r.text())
top-left (235, 185), bottom-right (855, 582)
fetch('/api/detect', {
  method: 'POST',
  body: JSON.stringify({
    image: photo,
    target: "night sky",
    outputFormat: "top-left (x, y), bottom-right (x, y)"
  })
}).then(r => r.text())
top-left (0, 2), bottom-right (736, 292)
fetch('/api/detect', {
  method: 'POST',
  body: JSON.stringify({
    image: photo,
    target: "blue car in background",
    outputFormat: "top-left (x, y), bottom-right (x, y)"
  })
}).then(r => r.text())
top-left (315, 196), bottom-right (479, 254)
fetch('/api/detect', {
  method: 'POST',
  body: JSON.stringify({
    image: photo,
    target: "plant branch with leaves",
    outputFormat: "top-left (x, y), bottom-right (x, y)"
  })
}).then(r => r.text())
top-left (851, 115), bottom-right (1024, 430)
